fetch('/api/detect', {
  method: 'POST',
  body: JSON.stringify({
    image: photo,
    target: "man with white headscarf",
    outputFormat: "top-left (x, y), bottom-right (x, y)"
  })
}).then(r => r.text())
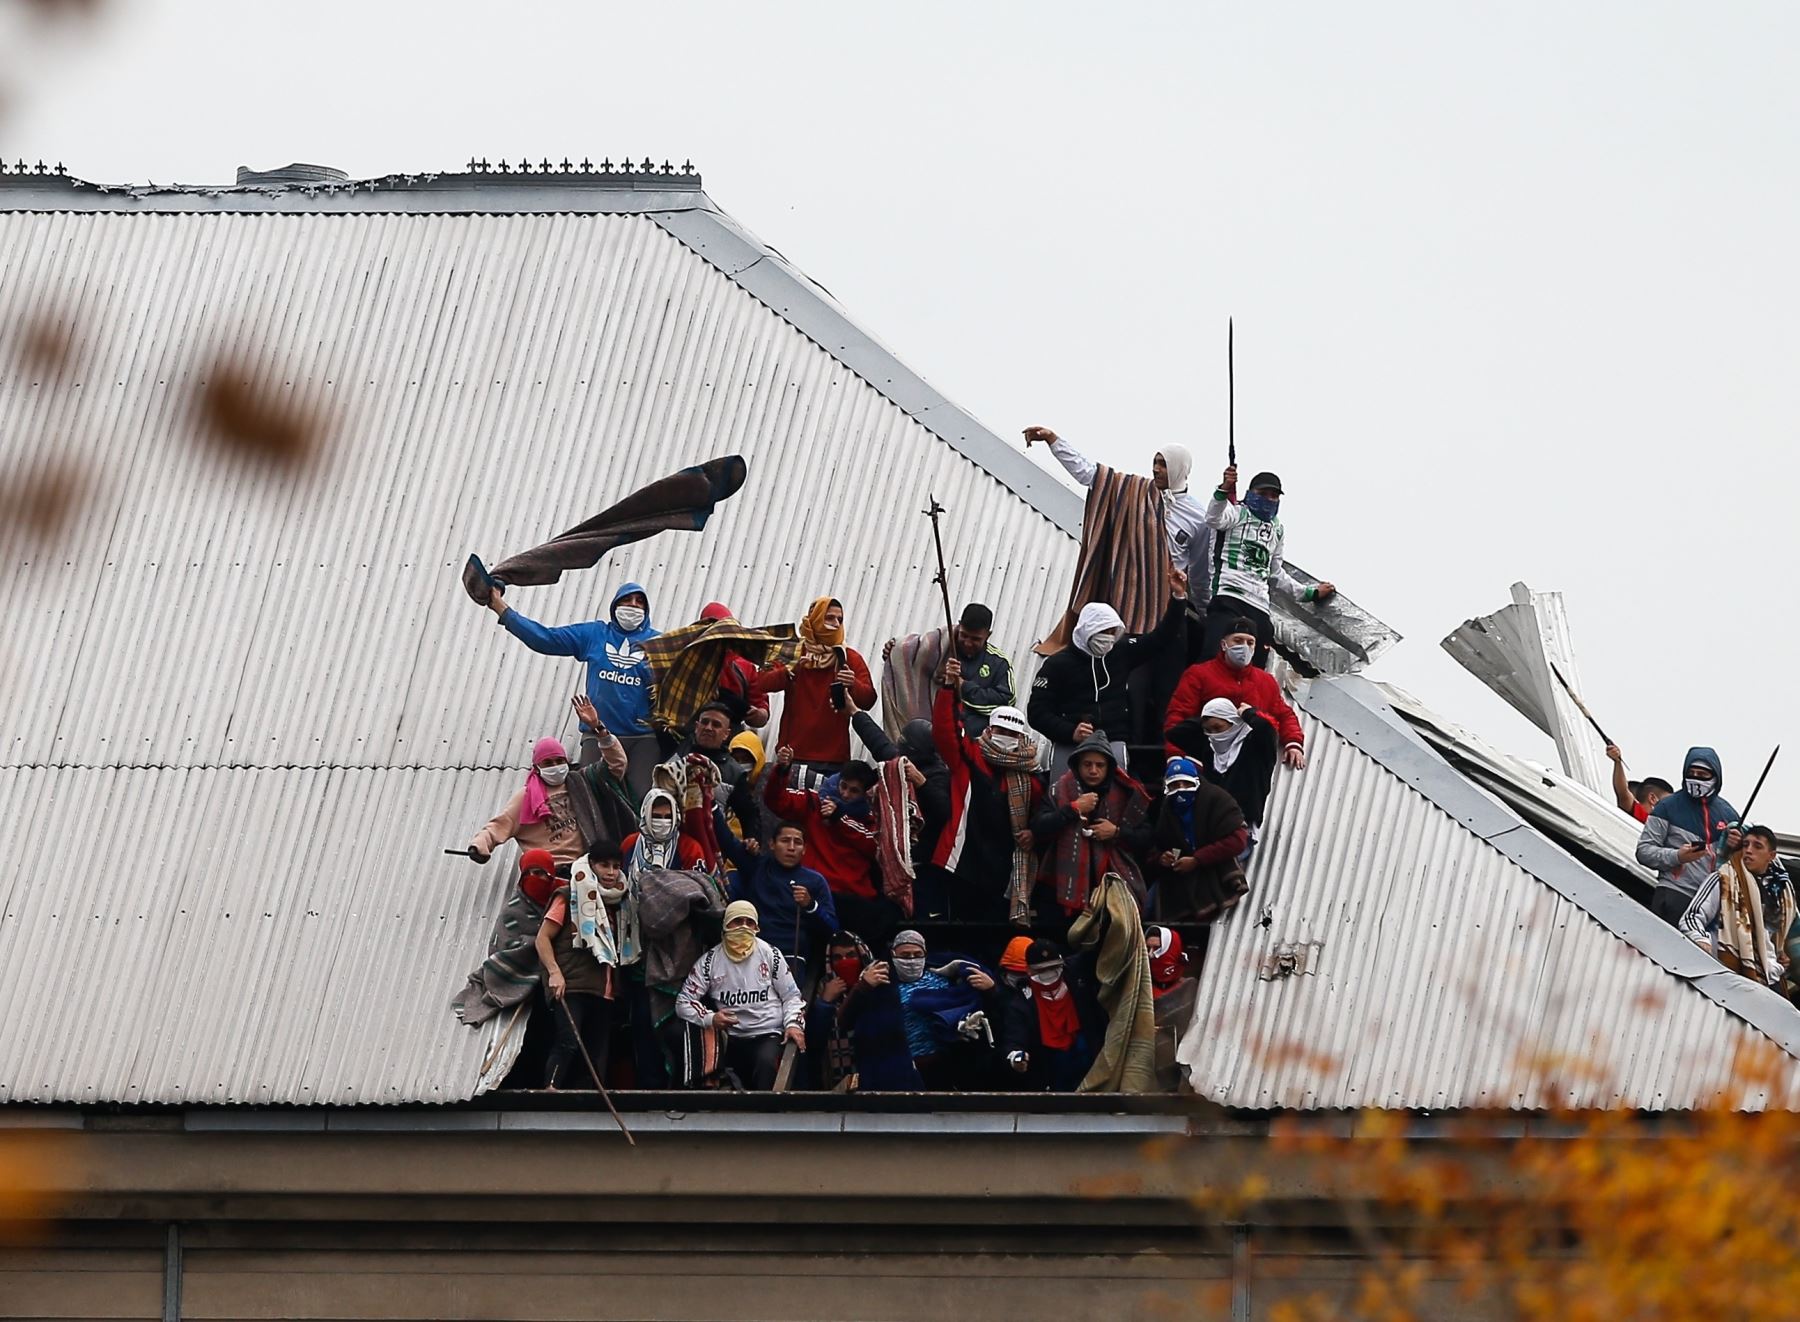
top-left (1166, 698), bottom-right (1282, 863)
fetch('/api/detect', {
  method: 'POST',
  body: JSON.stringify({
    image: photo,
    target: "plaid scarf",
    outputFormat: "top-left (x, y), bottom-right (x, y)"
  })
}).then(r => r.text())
top-left (641, 616), bottom-right (801, 734)
top-left (450, 885), bottom-right (548, 1026)
top-left (1036, 464), bottom-right (1170, 655)
top-left (880, 627), bottom-right (948, 739)
top-left (876, 758), bottom-right (919, 918)
top-left (978, 728), bottom-right (1040, 924)
top-left (1045, 769), bottom-right (1149, 913)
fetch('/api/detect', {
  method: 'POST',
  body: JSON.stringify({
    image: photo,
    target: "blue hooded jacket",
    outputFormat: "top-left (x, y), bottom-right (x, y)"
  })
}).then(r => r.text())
top-left (1636, 746), bottom-right (1739, 899)
top-left (499, 581), bottom-right (657, 735)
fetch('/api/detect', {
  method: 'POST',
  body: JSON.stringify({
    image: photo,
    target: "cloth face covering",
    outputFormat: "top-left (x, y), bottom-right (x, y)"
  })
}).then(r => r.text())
top-left (537, 763), bottom-right (569, 787)
top-left (519, 736), bottom-right (570, 826)
top-left (1200, 698), bottom-right (1252, 773)
top-left (613, 604), bottom-right (647, 632)
top-left (1686, 776), bottom-right (1716, 799)
top-left (1244, 493), bottom-right (1279, 521)
top-left (798, 597), bottom-right (846, 670)
top-left (891, 956), bottom-right (926, 983)
top-left (723, 927), bottom-right (757, 962)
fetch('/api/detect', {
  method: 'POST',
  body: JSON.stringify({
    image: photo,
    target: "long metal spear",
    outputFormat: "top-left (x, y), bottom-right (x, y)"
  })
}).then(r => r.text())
top-left (1736, 745), bottom-right (1780, 829)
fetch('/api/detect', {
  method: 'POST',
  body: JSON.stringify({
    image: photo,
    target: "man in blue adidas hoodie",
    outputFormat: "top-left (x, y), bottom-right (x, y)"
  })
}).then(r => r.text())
top-left (1636, 746), bottom-right (1742, 924)
top-left (487, 581), bottom-right (659, 797)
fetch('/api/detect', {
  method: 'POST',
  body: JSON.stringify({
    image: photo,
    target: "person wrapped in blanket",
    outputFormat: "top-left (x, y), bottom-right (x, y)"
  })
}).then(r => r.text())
top-left (839, 930), bottom-right (999, 1091)
top-left (1146, 757), bottom-right (1249, 922)
top-left (1029, 733), bottom-right (1153, 940)
top-left (675, 900), bottom-right (804, 1091)
top-left (1678, 826), bottom-right (1800, 996)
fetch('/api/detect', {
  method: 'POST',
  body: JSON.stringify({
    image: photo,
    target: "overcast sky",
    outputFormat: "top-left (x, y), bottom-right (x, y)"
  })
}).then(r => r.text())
top-left (7, 1), bottom-right (1794, 815)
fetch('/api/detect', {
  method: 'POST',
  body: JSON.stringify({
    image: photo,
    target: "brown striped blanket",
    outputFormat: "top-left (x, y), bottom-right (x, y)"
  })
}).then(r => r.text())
top-left (1036, 464), bottom-right (1171, 655)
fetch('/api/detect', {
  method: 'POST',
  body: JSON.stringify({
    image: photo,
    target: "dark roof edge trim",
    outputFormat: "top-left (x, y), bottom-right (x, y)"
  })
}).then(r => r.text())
top-left (1302, 675), bottom-right (1800, 1058)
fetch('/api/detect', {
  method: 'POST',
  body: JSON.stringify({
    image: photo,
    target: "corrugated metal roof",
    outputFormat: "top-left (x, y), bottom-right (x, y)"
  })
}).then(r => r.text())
top-left (0, 193), bottom-right (1079, 1104)
top-left (1180, 676), bottom-right (1800, 1111)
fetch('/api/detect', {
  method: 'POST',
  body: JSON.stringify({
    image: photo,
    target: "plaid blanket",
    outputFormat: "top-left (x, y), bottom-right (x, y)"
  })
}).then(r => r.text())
top-left (461, 456), bottom-right (746, 602)
top-left (876, 758), bottom-right (918, 918)
top-left (636, 866), bottom-right (728, 995)
top-left (1069, 873), bottom-right (1158, 1093)
top-left (1036, 464), bottom-right (1170, 655)
top-left (879, 627), bottom-right (948, 740)
top-left (641, 616), bottom-right (801, 734)
top-left (451, 885), bottom-right (549, 1027)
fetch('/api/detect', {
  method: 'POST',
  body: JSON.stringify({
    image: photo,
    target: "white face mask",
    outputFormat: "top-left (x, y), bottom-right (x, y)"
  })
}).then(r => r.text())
top-left (646, 812), bottom-right (676, 842)
top-left (1087, 631), bottom-right (1120, 658)
top-left (537, 763), bottom-right (569, 787)
top-left (987, 731), bottom-right (1021, 753)
top-left (891, 956), bottom-right (927, 983)
top-left (614, 605), bottom-right (646, 632)
top-left (1029, 967), bottom-right (1063, 986)
top-left (1685, 776), bottom-right (1716, 799)
top-left (1223, 642), bottom-right (1254, 668)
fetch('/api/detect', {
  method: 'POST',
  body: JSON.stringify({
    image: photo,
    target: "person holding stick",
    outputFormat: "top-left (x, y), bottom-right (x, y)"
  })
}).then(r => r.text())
top-left (535, 843), bottom-right (624, 1090)
top-left (1605, 743), bottom-right (1672, 823)
top-left (1200, 466), bottom-right (1335, 666)
top-left (467, 710), bottom-right (630, 871)
top-left (1678, 825), bottom-right (1800, 994)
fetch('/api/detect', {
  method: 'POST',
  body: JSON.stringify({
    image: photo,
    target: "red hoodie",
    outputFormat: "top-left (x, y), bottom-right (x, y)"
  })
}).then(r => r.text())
top-left (763, 766), bottom-right (880, 899)
top-left (1163, 658), bottom-right (1305, 755)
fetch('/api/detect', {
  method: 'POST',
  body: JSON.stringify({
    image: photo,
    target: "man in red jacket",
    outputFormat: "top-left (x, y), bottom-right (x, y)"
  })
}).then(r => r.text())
top-left (1163, 616), bottom-right (1307, 768)
top-left (762, 748), bottom-right (895, 943)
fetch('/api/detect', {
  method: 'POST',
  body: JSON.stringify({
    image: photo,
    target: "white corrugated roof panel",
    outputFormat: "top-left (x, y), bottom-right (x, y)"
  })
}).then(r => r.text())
top-left (0, 183), bottom-right (1079, 1104)
top-left (1180, 676), bottom-right (1800, 1111)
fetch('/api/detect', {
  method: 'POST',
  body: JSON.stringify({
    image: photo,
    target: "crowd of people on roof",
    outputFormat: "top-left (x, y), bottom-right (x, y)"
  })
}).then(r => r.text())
top-left (1609, 743), bottom-right (1799, 1002)
top-left (443, 431), bottom-right (1339, 1092)
top-left (447, 427), bottom-right (1336, 1094)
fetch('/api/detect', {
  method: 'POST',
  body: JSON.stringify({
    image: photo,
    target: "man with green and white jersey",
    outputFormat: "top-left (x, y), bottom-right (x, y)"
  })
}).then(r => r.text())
top-left (1200, 465), bottom-right (1337, 666)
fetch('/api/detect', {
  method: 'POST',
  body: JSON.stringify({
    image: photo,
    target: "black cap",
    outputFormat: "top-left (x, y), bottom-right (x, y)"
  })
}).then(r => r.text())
top-left (1024, 939), bottom-right (1063, 968)
top-left (959, 602), bottom-right (994, 631)
top-left (1248, 471), bottom-right (1283, 494)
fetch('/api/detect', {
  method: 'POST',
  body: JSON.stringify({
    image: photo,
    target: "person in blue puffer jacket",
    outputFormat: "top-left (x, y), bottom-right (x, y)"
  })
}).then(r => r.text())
top-left (487, 580), bottom-right (660, 798)
top-left (1637, 746), bottom-right (1743, 925)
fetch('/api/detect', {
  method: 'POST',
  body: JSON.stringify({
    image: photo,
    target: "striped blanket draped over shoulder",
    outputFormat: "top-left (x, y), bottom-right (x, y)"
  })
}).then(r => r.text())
top-left (879, 628), bottom-right (948, 740)
top-left (877, 757), bottom-right (919, 918)
top-left (641, 615), bottom-right (802, 734)
top-left (451, 885), bottom-right (549, 1027)
top-left (1036, 464), bottom-right (1171, 656)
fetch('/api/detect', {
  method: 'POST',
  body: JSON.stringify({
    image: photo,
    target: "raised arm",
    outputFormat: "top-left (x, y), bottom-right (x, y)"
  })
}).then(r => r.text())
top-left (497, 603), bottom-right (590, 658)
top-left (851, 708), bottom-right (903, 763)
top-left (469, 791), bottom-right (524, 861)
top-left (1606, 744), bottom-right (1636, 814)
top-left (762, 761), bottom-right (816, 823)
top-left (1023, 426), bottom-right (1098, 488)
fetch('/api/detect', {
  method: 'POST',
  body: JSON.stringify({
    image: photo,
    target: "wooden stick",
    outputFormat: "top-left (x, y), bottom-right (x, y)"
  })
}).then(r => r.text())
top-left (1548, 662), bottom-right (1616, 750)
top-left (558, 996), bottom-right (637, 1146)
top-left (922, 496), bottom-right (958, 642)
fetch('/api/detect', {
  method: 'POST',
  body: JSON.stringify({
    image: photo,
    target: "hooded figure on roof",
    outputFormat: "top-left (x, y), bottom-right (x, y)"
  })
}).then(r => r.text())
top-left (1027, 568), bottom-right (1189, 774)
top-left (1147, 755), bottom-right (1249, 922)
top-left (1637, 746), bottom-right (1743, 925)
top-left (1029, 732), bottom-right (1153, 932)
